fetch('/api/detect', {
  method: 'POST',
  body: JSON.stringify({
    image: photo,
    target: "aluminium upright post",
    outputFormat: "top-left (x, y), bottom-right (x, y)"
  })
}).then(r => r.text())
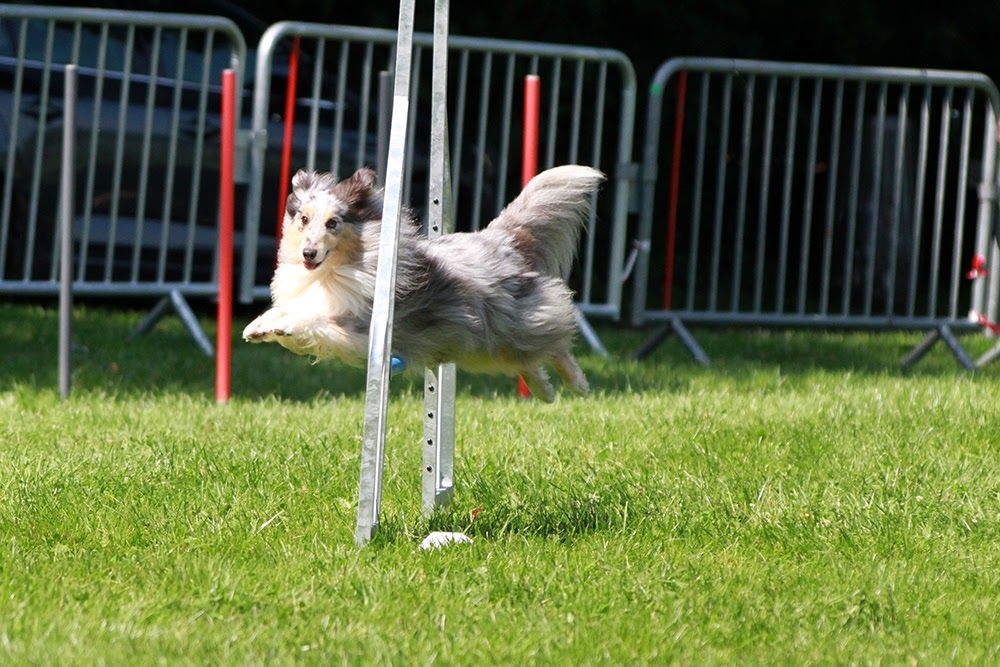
top-left (59, 65), bottom-right (77, 400)
top-left (355, 0), bottom-right (417, 545)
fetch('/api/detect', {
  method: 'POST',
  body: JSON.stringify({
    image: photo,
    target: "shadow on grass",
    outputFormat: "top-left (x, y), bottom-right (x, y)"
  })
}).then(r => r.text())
top-left (2, 301), bottom-right (996, 402)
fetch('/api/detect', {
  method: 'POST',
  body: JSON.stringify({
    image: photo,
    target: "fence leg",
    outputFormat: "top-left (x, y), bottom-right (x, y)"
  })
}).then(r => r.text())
top-left (633, 315), bottom-right (709, 365)
top-left (901, 325), bottom-right (974, 371)
top-left (575, 308), bottom-right (608, 357)
top-left (975, 338), bottom-right (1000, 368)
top-left (129, 290), bottom-right (214, 357)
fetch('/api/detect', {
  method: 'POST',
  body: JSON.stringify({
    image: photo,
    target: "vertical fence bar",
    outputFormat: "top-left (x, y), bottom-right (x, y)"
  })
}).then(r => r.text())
top-left (59, 65), bottom-right (77, 400)
top-left (495, 54), bottom-right (516, 215)
top-left (842, 82), bottom-right (867, 314)
top-left (582, 61), bottom-right (607, 305)
top-left (569, 60), bottom-right (584, 163)
top-left (885, 83), bottom-right (909, 315)
top-left (403, 46), bottom-right (422, 203)
top-left (307, 38), bottom-right (326, 171)
top-left (752, 76), bottom-right (777, 313)
top-left (0, 19), bottom-right (27, 278)
top-left (970, 101), bottom-right (997, 318)
top-left (775, 77), bottom-right (799, 313)
top-left (470, 53), bottom-right (492, 230)
top-left (357, 42), bottom-right (374, 170)
top-left (50, 23), bottom-right (84, 282)
top-left (77, 23), bottom-right (108, 282)
top-left (906, 85), bottom-right (931, 318)
top-left (356, 0), bottom-right (416, 546)
top-left (182, 30), bottom-right (214, 283)
top-left (216, 69), bottom-right (236, 404)
top-left (731, 74), bottom-right (754, 311)
top-left (863, 82), bottom-right (887, 316)
top-left (819, 79), bottom-right (844, 315)
top-left (928, 87), bottom-right (953, 316)
top-left (331, 41), bottom-right (349, 178)
top-left (23, 20), bottom-right (56, 281)
top-left (156, 28), bottom-right (187, 284)
top-left (544, 58), bottom-right (561, 168)
top-left (708, 74), bottom-right (732, 311)
top-left (948, 89), bottom-right (974, 320)
top-left (685, 73), bottom-right (710, 309)
top-left (450, 49), bottom-right (469, 216)
top-left (797, 79), bottom-right (822, 313)
top-left (131, 26), bottom-right (162, 283)
top-left (103, 24), bottom-right (135, 283)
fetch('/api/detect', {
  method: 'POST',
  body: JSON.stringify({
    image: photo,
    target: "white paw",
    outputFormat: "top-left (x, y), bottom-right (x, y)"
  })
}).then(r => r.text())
top-left (243, 310), bottom-right (295, 343)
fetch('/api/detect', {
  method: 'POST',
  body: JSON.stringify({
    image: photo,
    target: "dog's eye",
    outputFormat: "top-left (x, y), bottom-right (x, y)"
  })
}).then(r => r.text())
top-left (300, 214), bottom-right (309, 225)
top-left (326, 217), bottom-right (339, 231)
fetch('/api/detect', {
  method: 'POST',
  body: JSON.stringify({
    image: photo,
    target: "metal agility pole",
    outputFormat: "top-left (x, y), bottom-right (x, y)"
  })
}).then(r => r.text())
top-left (59, 65), bottom-right (77, 400)
top-left (357, 0), bottom-right (457, 544)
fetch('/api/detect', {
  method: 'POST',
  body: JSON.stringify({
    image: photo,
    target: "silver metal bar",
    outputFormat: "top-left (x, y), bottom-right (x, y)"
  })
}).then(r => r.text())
top-left (331, 41), bottom-right (349, 177)
top-left (948, 89), bottom-right (973, 319)
top-left (449, 49), bottom-right (469, 214)
top-left (863, 82), bottom-right (887, 316)
top-left (0, 19), bottom-right (28, 278)
top-left (753, 76), bottom-right (778, 312)
top-left (731, 74), bottom-right (755, 311)
top-left (59, 65), bottom-right (77, 400)
top-left (928, 87), bottom-right (953, 316)
top-left (50, 22), bottom-right (84, 282)
top-left (906, 85), bottom-right (930, 318)
top-left (131, 26), bottom-right (162, 284)
top-left (104, 24), bottom-right (136, 283)
top-left (545, 58), bottom-right (561, 168)
top-left (708, 74), bottom-right (732, 311)
top-left (642, 308), bottom-right (981, 331)
top-left (357, 42), bottom-right (374, 170)
top-left (183, 30), bottom-right (214, 284)
top-left (797, 79), bottom-right (822, 313)
top-left (582, 61), bottom-right (607, 305)
top-left (376, 71), bottom-right (392, 184)
top-left (470, 52), bottom-right (492, 230)
top-left (356, 0), bottom-right (416, 546)
top-left (307, 38), bottom-right (326, 171)
top-left (685, 73), bottom-right (710, 309)
top-left (775, 77), bottom-right (800, 313)
top-left (971, 102), bottom-right (998, 318)
top-left (885, 83), bottom-right (909, 315)
top-left (842, 82), bottom-right (867, 314)
top-left (569, 59), bottom-right (584, 162)
top-left (495, 54), bottom-right (515, 215)
top-left (23, 20), bottom-right (56, 281)
top-left (403, 45), bottom-right (421, 204)
top-left (423, 0), bottom-right (456, 520)
top-left (156, 28), bottom-right (187, 284)
top-left (819, 80), bottom-right (844, 315)
top-left (77, 23), bottom-right (109, 282)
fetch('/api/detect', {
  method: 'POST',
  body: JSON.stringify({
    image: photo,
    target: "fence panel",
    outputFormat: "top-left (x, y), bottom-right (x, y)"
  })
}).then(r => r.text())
top-left (632, 58), bottom-right (1000, 332)
top-left (0, 4), bottom-right (245, 297)
top-left (238, 22), bottom-right (636, 320)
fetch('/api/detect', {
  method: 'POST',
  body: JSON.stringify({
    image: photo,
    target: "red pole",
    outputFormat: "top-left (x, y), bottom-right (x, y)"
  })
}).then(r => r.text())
top-left (662, 71), bottom-right (688, 310)
top-left (518, 75), bottom-right (541, 399)
top-left (216, 69), bottom-right (236, 404)
top-left (276, 36), bottom-right (301, 252)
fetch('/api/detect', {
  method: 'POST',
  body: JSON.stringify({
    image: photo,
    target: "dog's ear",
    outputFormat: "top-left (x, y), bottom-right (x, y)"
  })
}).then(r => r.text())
top-left (291, 169), bottom-right (315, 192)
top-left (285, 191), bottom-right (300, 219)
top-left (338, 167), bottom-right (383, 222)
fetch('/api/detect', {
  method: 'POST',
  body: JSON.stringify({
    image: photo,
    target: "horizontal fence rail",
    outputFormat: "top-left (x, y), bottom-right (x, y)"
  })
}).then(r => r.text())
top-left (0, 4), bottom-right (246, 297)
top-left (632, 57), bottom-right (1000, 332)
top-left (238, 22), bottom-right (636, 320)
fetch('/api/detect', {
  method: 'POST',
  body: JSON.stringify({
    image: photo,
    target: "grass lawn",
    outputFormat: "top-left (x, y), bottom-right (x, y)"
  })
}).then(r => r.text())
top-left (1, 300), bottom-right (999, 664)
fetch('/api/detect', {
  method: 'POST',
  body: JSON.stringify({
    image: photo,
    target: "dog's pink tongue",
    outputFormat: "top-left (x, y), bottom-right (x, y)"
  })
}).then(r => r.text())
top-left (303, 260), bottom-right (318, 270)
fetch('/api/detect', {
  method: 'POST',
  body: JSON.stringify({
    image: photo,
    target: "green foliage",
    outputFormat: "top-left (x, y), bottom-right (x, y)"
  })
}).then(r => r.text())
top-left (1, 302), bottom-right (999, 663)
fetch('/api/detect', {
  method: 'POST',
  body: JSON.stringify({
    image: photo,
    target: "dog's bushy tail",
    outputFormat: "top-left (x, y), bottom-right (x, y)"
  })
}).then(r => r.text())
top-left (488, 165), bottom-right (605, 280)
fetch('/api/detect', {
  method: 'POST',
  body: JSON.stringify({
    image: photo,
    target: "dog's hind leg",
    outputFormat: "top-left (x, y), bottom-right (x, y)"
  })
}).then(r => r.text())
top-left (552, 353), bottom-right (589, 396)
top-left (521, 365), bottom-right (556, 403)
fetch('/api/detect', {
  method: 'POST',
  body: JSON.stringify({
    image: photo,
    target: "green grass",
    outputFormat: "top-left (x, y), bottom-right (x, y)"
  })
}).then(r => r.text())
top-left (2, 300), bottom-right (999, 664)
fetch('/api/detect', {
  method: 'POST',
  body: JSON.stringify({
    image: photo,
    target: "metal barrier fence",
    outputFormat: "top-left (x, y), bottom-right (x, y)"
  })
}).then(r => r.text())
top-left (0, 4), bottom-right (245, 301)
top-left (238, 22), bottom-right (636, 321)
top-left (631, 58), bottom-right (1000, 346)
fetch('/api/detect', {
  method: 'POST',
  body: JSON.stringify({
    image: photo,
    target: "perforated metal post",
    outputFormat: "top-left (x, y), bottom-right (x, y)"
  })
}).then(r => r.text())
top-left (355, 0), bottom-right (417, 545)
top-left (422, 0), bottom-right (456, 519)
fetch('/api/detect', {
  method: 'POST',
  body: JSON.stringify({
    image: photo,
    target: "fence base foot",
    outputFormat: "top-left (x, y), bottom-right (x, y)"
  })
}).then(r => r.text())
top-left (975, 338), bottom-right (1000, 368)
top-left (633, 315), bottom-right (710, 365)
top-left (129, 290), bottom-right (214, 357)
top-left (575, 308), bottom-right (608, 357)
top-left (901, 324), bottom-right (974, 371)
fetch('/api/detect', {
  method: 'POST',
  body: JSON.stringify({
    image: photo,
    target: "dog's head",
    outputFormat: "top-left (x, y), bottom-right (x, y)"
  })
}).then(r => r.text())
top-left (280, 167), bottom-right (383, 270)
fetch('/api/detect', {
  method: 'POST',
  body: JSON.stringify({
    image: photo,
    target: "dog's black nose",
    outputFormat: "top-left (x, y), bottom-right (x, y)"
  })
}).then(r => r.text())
top-left (302, 248), bottom-right (317, 262)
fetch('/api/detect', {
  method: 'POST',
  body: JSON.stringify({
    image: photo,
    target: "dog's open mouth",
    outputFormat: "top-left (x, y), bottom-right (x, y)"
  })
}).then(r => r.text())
top-left (303, 259), bottom-right (323, 271)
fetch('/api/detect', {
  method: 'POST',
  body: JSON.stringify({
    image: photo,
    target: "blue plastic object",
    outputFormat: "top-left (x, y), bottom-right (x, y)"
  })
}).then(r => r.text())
top-left (390, 355), bottom-right (406, 377)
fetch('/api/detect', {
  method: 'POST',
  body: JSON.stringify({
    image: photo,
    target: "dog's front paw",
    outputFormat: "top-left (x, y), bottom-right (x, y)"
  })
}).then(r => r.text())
top-left (243, 310), bottom-right (293, 343)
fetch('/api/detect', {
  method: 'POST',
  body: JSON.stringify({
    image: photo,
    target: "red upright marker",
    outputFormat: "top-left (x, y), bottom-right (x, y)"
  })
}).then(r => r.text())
top-left (216, 69), bottom-right (236, 403)
top-left (519, 74), bottom-right (541, 398)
